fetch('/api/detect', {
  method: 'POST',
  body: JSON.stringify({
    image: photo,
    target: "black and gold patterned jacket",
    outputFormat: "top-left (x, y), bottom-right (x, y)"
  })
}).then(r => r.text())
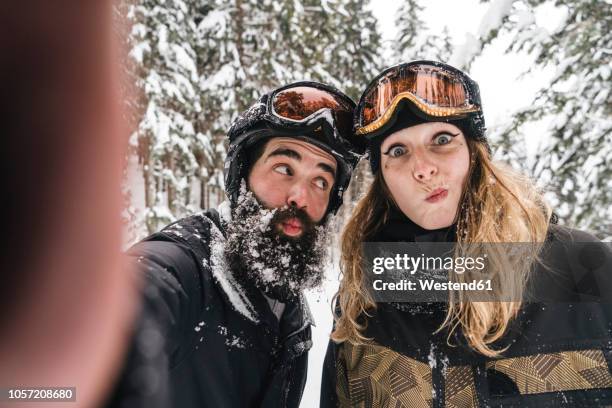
top-left (321, 219), bottom-right (612, 408)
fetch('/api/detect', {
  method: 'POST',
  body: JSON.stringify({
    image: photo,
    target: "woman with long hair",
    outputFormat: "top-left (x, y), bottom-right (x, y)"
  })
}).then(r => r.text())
top-left (321, 61), bottom-right (612, 407)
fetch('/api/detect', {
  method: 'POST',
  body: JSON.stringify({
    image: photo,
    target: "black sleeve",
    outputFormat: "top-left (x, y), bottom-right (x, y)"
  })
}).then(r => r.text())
top-left (127, 239), bottom-right (203, 365)
top-left (550, 226), bottom-right (612, 302)
top-left (104, 239), bottom-right (202, 408)
top-left (320, 339), bottom-right (340, 408)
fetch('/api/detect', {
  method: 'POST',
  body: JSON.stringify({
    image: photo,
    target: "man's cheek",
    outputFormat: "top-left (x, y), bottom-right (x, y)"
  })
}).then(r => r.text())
top-left (251, 189), bottom-right (279, 211)
top-left (313, 193), bottom-right (332, 222)
top-left (309, 207), bottom-right (324, 224)
top-left (267, 190), bottom-right (290, 210)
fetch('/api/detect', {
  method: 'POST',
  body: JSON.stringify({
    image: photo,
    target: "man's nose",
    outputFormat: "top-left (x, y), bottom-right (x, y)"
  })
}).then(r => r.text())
top-left (412, 152), bottom-right (437, 182)
top-left (286, 181), bottom-right (309, 210)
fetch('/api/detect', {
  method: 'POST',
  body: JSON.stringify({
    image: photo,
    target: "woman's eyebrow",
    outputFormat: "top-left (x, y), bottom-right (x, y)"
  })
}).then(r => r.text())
top-left (382, 140), bottom-right (404, 150)
top-left (432, 123), bottom-right (460, 132)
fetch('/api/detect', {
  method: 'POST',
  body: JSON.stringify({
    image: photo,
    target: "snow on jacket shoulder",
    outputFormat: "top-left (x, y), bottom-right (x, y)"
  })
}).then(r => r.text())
top-left (106, 209), bottom-right (312, 408)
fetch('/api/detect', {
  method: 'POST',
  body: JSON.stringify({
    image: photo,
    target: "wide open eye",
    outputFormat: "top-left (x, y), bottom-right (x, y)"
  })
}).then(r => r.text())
top-left (384, 144), bottom-right (407, 158)
top-left (433, 133), bottom-right (454, 145)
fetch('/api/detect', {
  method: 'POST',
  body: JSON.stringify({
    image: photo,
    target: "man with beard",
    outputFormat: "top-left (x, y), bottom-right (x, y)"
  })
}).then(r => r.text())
top-left (226, 186), bottom-right (329, 304)
top-left (107, 82), bottom-right (365, 408)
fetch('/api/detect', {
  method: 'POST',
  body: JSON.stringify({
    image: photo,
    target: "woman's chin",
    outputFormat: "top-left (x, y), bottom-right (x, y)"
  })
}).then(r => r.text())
top-left (414, 215), bottom-right (455, 231)
top-left (399, 203), bottom-right (458, 231)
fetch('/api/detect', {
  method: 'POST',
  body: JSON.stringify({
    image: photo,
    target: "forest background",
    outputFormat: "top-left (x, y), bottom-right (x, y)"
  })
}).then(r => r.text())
top-left (116, 0), bottom-right (611, 405)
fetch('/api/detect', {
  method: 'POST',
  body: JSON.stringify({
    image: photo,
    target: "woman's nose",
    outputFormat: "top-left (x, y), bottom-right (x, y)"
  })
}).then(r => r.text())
top-left (412, 153), bottom-right (437, 181)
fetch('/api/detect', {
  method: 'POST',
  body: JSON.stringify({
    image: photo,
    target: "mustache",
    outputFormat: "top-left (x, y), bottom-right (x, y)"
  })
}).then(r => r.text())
top-left (270, 205), bottom-right (315, 235)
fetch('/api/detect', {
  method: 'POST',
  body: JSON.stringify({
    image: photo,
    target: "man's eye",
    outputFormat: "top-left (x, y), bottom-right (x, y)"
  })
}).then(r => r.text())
top-left (273, 165), bottom-right (291, 175)
top-left (385, 145), bottom-right (406, 158)
top-left (433, 133), bottom-right (453, 145)
top-left (314, 178), bottom-right (328, 190)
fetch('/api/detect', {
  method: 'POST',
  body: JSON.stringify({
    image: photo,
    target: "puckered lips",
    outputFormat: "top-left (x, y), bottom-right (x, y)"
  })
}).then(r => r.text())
top-left (280, 217), bottom-right (303, 237)
top-left (425, 187), bottom-right (449, 203)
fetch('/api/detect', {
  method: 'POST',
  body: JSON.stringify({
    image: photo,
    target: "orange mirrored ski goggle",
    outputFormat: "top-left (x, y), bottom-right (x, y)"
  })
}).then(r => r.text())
top-left (272, 86), bottom-right (350, 118)
top-left (355, 62), bottom-right (482, 138)
top-left (266, 83), bottom-right (366, 154)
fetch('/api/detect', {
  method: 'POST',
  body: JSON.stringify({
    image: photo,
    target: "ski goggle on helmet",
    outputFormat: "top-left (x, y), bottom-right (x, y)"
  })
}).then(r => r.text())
top-left (265, 82), bottom-right (365, 154)
top-left (225, 81), bottom-right (366, 217)
top-left (355, 61), bottom-right (484, 140)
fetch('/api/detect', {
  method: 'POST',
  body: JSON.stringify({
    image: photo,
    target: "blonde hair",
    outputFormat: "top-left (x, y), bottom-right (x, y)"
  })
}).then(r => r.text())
top-left (331, 139), bottom-right (551, 357)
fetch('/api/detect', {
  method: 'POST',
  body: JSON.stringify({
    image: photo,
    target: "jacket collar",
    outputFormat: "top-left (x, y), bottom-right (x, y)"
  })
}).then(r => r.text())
top-left (370, 205), bottom-right (457, 243)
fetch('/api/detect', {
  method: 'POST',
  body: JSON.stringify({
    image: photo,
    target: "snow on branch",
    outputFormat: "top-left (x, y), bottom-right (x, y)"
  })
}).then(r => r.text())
top-left (449, 0), bottom-right (514, 70)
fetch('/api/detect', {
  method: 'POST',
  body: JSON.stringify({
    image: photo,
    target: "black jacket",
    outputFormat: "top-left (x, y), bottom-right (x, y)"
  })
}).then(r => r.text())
top-left (321, 217), bottom-right (612, 408)
top-left (107, 209), bottom-right (313, 408)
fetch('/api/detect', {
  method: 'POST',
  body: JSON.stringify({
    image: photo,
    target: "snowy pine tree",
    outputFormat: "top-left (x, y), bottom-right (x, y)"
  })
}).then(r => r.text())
top-left (468, 0), bottom-right (611, 237)
top-left (449, 0), bottom-right (516, 70)
top-left (317, 0), bottom-right (383, 99)
top-left (194, 0), bottom-right (341, 208)
top-left (394, 0), bottom-right (425, 61)
top-left (126, 0), bottom-right (206, 234)
top-left (393, 0), bottom-right (454, 63)
top-left (319, 0), bottom-right (385, 224)
top-left (507, 0), bottom-right (611, 237)
top-left (122, 0), bottom-right (403, 237)
top-left (124, 0), bottom-right (322, 235)
top-left (413, 27), bottom-right (454, 62)
top-left (279, 0), bottom-right (336, 82)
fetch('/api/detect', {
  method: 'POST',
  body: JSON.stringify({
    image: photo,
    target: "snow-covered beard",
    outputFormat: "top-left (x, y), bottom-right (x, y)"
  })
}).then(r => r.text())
top-left (224, 190), bottom-right (330, 302)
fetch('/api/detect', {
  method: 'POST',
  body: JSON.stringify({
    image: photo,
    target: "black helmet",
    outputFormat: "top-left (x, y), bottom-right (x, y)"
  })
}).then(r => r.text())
top-left (354, 60), bottom-right (489, 172)
top-left (223, 81), bottom-right (366, 217)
